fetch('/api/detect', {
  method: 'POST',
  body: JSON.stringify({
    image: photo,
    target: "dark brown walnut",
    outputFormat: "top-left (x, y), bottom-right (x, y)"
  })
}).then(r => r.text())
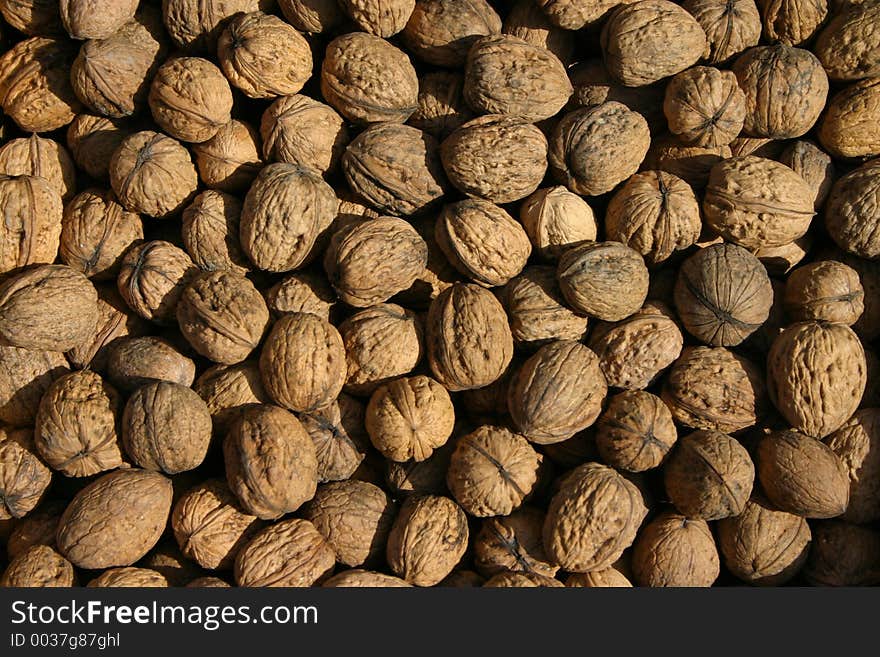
top-left (267, 273), bottom-right (335, 322)
top-left (732, 45), bottom-right (828, 139)
top-left (303, 480), bottom-right (395, 567)
top-left (67, 114), bottom-right (129, 181)
top-left (596, 391), bottom-right (677, 472)
top-left (543, 462), bottom-right (647, 572)
top-left (56, 468), bottom-right (172, 569)
top-left (34, 370), bottom-right (122, 477)
top-left (87, 567), bottom-right (168, 588)
top-left (0, 346), bottom-right (68, 427)
top-left (632, 512), bottom-right (720, 587)
top-left (441, 114), bottom-right (547, 204)
top-left (503, 0), bottom-right (573, 64)
top-left (814, 1), bottom-right (880, 80)
top-left (224, 404), bottom-right (318, 520)
top-left (662, 346), bottom-right (767, 434)
top-left (0, 37), bottom-right (81, 132)
top-left (474, 507), bottom-right (558, 578)
top-left (426, 283), bottom-right (513, 391)
top-left (172, 479), bottom-right (264, 571)
top-left (300, 394), bottom-right (370, 483)
top-left (261, 95), bottom-right (348, 175)
top-left (191, 120), bottom-right (262, 194)
top-left (408, 71), bottom-right (473, 140)
top-left (435, 199), bottom-right (531, 287)
top-left (663, 67), bottom-right (746, 148)
top-left (601, 0), bottom-right (707, 87)
top-left (703, 156), bottom-right (815, 250)
top-left (0, 0), bottom-right (64, 36)
top-left (109, 131), bottom-right (198, 218)
top-left (323, 570), bottom-right (411, 587)
top-left (193, 361), bottom-right (269, 436)
top-left (779, 140), bottom-right (835, 212)
top-left (340, 304), bottom-right (423, 396)
top-left (402, 0), bottom-right (500, 66)
top-left (386, 494), bottom-right (468, 586)
top-left (767, 321), bottom-right (866, 438)
top-left (123, 381), bottom-right (212, 474)
top-left (162, 0), bottom-right (265, 52)
top-left (187, 577), bottom-right (231, 588)
top-left (682, 0), bottom-right (760, 64)
top-left (181, 191), bottom-right (249, 276)
top-left (804, 521), bottom-right (880, 586)
top-left (235, 519), bottom-right (335, 587)
top-left (519, 187), bottom-right (597, 262)
top-left (757, 430), bottom-right (850, 517)
top-left (6, 500), bottom-right (66, 559)
top-left (0, 265), bottom-right (98, 352)
top-left (567, 59), bottom-right (666, 130)
top-left (60, 189), bottom-right (143, 281)
top-left (483, 572), bottom-right (563, 587)
top-left (784, 261), bottom-right (864, 325)
top-left (338, 0), bottom-right (414, 36)
top-left (605, 170), bottom-right (701, 266)
top-left (549, 103), bottom-right (650, 196)
top-left (365, 375), bottom-right (454, 462)
top-left (0, 174), bottom-right (62, 276)
top-left (761, 0), bottom-right (827, 46)
top-left (818, 77), bottom-right (880, 159)
top-left (717, 495), bottom-right (811, 586)
top-left (0, 439), bottom-right (50, 520)
top-left (825, 409), bottom-right (880, 524)
top-left (557, 241), bottom-right (650, 322)
top-left (0, 134), bottom-right (75, 200)
top-left (106, 336), bottom-right (195, 392)
top-left (59, 0), bottom-right (137, 40)
top-left (321, 32), bottom-right (418, 125)
top-left (643, 135), bottom-right (732, 190)
top-left (566, 568), bottom-right (633, 587)
top-left (589, 302), bottom-right (683, 390)
top-left (0, 545), bottom-right (74, 587)
top-left (117, 241), bottom-right (197, 323)
top-left (446, 425), bottom-right (541, 517)
top-left (826, 160), bottom-right (880, 259)
top-left (240, 163), bottom-right (338, 273)
top-left (674, 243), bottom-right (773, 347)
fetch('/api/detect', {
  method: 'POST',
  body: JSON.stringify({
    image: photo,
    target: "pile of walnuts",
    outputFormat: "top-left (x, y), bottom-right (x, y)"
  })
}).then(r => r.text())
top-left (1, 0), bottom-right (879, 589)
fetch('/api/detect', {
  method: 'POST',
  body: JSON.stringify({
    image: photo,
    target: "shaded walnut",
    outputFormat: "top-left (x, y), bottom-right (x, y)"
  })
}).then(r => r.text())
top-left (779, 140), bottom-right (835, 211)
top-left (323, 570), bottom-right (410, 587)
top-left (474, 507), bottom-right (557, 578)
top-left (6, 500), bottom-right (66, 559)
top-left (682, 0), bottom-right (760, 64)
top-left (760, 0), bottom-right (827, 45)
top-left (0, 439), bottom-right (51, 519)
top-left (825, 409), bottom-right (880, 524)
top-left (0, 0), bottom-right (64, 36)
top-left (340, 0), bottom-right (414, 36)
top-left (34, 370), bottom-right (122, 477)
top-left (818, 77), bottom-right (880, 159)
top-left (814, 1), bottom-right (880, 80)
top-left (162, 0), bottom-right (264, 52)
top-left (193, 361), bottom-right (269, 436)
top-left (191, 120), bottom-right (262, 194)
top-left (825, 160), bottom-right (880, 259)
top-left (663, 67), bottom-right (746, 147)
top-left (139, 541), bottom-right (204, 587)
top-left (755, 236), bottom-right (812, 278)
top-left (643, 135), bottom-right (732, 190)
top-left (386, 494), bottom-right (469, 586)
top-left (566, 568), bottom-right (632, 587)
top-left (181, 191), bottom-right (249, 275)
top-left (235, 519), bottom-right (335, 587)
top-left (439, 570), bottom-right (485, 587)
top-left (519, 187), bottom-right (596, 262)
top-left (260, 95), bottom-right (348, 175)
top-left (536, 0), bottom-right (634, 30)
top-left (784, 261), bottom-right (864, 325)
top-left (503, 0), bottom-right (574, 64)
top-left (0, 546), bottom-right (74, 587)
top-left (632, 512), bottom-right (720, 587)
top-left (187, 577), bottom-right (231, 588)
top-left (567, 59), bottom-right (666, 131)
top-left (122, 381), bottom-right (212, 474)
top-left (87, 568), bottom-right (167, 588)
top-left (0, 174), bottom-right (62, 276)
top-left (408, 71), bottom-right (473, 140)
top-left (402, 0), bottom-right (500, 66)
top-left (0, 134), bottom-right (75, 200)
top-left (106, 336), bottom-right (195, 392)
top-left (117, 241), bottom-right (197, 323)
top-left (483, 572), bottom-right (563, 587)
top-left (59, 0), bottom-right (137, 40)
top-left (300, 394), bottom-right (370, 483)
top-left (56, 468), bottom-right (172, 569)
top-left (596, 391), bottom-right (677, 472)
top-left (804, 521), bottom-right (880, 586)
top-left (0, 346), bottom-right (68, 427)
top-left (224, 404), bottom-right (318, 520)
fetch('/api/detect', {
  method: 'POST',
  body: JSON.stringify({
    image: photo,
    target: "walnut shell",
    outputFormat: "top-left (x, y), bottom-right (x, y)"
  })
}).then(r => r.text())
top-left (193, 360), bottom-right (269, 436)
top-left (0, 134), bottom-right (75, 201)
top-left (187, 576), bottom-right (231, 588)
top-left (117, 240), bottom-right (197, 322)
top-left (56, 468), bottom-right (172, 569)
top-left (300, 393), bottom-right (370, 483)
top-left (537, 0), bottom-right (635, 30)
top-left (139, 540), bottom-right (204, 586)
top-left (6, 499), bottom-right (65, 559)
top-left (814, 1), bottom-right (880, 80)
top-left (87, 567), bottom-right (167, 587)
top-left (261, 94), bottom-right (348, 175)
top-left (106, 336), bottom-right (195, 392)
top-left (566, 58), bottom-right (666, 129)
top-left (162, 0), bottom-right (264, 52)
top-left (474, 506), bottom-right (557, 578)
top-left (596, 390), bottom-right (677, 472)
top-left (503, 0), bottom-right (574, 64)
top-left (0, 174), bottom-right (63, 276)
top-left (408, 71), bottom-right (473, 140)
top-left (0, 439), bottom-right (51, 520)
top-left (0, 545), bottom-right (74, 587)
top-left (779, 140), bottom-right (835, 212)
top-left (818, 77), bottom-right (880, 159)
top-left (180, 191), bottom-right (249, 276)
top-left (235, 518), bottom-right (335, 587)
top-left (483, 571), bottom-right (563, 587)
top-left (566, 568), bottom-right (632, 587)
top-left (632, 512), bottom-right (720, 587)
top-left (0, 345), bottom-right (68, 427)
top-left (322, 569), bottom-right (411, 587)
top-left (338, 0), bottom-right (414, 36)
top-left (824, 408), bottom-right (880, 524)
top-left (825, 160), bottom-right (880, 259)
top-left (402, 0), bottom-right (500, 65)
top-left (59, 0), bottom-right (137, 39)
top-left (191, 120), bottom-right (262, 194)
top-left (663, 67), bottom-right (745, 147)
top-left (784, 261), bottom-right (864, 325)
top-left (0, 0), bottom-right (64, 36)
top-left (762, 0), bottom-right (828, 45)
top-left (804, 520), bottom-right (880, 586)
top-left (755, 236), bottom-right (812, 278)
top-left (682, 0), bottom-right (760, 64)
top-left (267, 273), bottom-right (335, 322)
top-left (642, 134), bottom-right (732, 189)
top-left (519, 186), bottom-right (597, 262)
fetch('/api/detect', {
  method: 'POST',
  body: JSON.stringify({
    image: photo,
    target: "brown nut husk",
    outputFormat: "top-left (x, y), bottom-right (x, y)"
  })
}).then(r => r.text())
top-left (474, 506), bottom-right (557, 578)
top-left (322, 570), bottom-right (411, 587)
top-left (266, 272), bottom-right (335, 321)
top-left (519, 186), bottom-right (597, 261)
top-left (818, 77), bottom-right (880, 160)
top-left (402, 0), bottom-right (501, 66)
top-left (0, 346), bottom-right (68, 427)
top-left (181, 191), bottom-right (249, 276)
top-left (408, 71), bottom-right (473, 139)
top-left (117, 240), bottom-right (198, 323)
top-left (300, 393), bottom-right (370, 483)
top-left (778, 140), bottom-right (835, 212)
top-left (0, 174), bottom-right (63, 276)
top-left (0, 134), bottom-right (75, 200)
top-left (503, 0), bottom-right (574, 64)
top-left (825, 409), bottom-right (880, 524)
top-left (804, 520), bottom-right (880, 586)
top-left (0, 439), bottom-right (51, 520)
top-left (663, 67), bottom-right (746, 147)
top-left (192, 361), bottom-right (269, 436)
top-left (0, 545), bottom-right (74, 587)
top-left (235, 518), bottom-right (335, 587)
top-left (814, 1), bottom-right (880, 81)
top-left (682, 0), bottom-right (761, 64)
top-left (59, 0), bottom-right (137, 40)
top-left (596, 390), bottom-right (678, 472)
top-left (632, 512), bottom-right (720, 587)
top-left (261, 94), bottom-right (348, 175)
top-left (825, 160), bottom-right (880, 259)
top-left (784, 261), bottom-right (864, 325)
top-left (106, 336), bottom-right (195, 392)
top-left (191, 120), bottom-right (262, 194)
top-left (87, 567), bottom-right (168, 588)
top-left (162, 0), bottom-right (265, 52)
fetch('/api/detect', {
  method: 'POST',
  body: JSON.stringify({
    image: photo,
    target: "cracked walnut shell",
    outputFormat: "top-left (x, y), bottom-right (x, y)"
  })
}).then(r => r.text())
top-left (235, 518), bottom-right (335, 587)
top-left (596, 390), bottom-right (678, 472)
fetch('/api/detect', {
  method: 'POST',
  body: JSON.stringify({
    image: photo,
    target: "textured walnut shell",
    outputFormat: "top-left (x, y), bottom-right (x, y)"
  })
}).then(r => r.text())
top-left (503, 0), bottom-right (574, 64)
top-left (0, 439), bottom-right (51, 520)
top-left (596, 390), bottom-right (677, 472)
top-left (109, 131), bottom-right (198, 218)
top-left (122, 381), bottom-right (212, 474)
top-left (106, 336), bottom-right (195, 392)
top-left (674, 243), bottom-right (773, 346)
top-left (261, 94), bottom-right (348, 175)
top-left (321, 32), bottom-right (418, 125)
top-left (557, 241), bottom-right (650, 322)
top-left (767, 321), bottom-right (866, 438)
top-left (784, 261), bottom-right (864, 325)
top-left (6, 499), bottom-right (66, 559)
top-left (662, 346), bottom-right (767, 434)
top-left (483, 571), bottom-right (563, 587)
top-left (409, 71), bottom-right (473, 140)
top-left (0, 346), bottom-right (68, 427)
top-left (519, 186), bottom-right (597, 262)
top-left (0, 174), bottom-right (62, 276)
top-left (117, 240), bottom-right (197, 323)
top-left (0, 0), bottom-right (64, 36)
top-left (386, 494), bottom-right (469, 586)
top-left (87, 567), bottom-right (168, 588)
top-left (240, 163), bottom-right (339, 273)
top-left (642, 134), bottom-right (732, 190)
top-left (191, 120), bottom-right (262, 194)
top-left (549, 102), bottom-right (650, 196)
top-left (34, 370), bottom-right (122, 477)
top-left (814, 1), bottom-right (880, 80)
top-left (187, 576), bottom-right (232, 588)
top-left (192, 361), bottom-right (268, 437)
top-left (543, 462), bottom-right (647, 572)
top-left (402, 0), bottom-right (500, 66)
top-left (426, 283), bottom-right (513, 391)
top-left (804, 520), bottom-right (880, 586)
top-left (180, 191), bottom-right (249, 276)
top-left (663, 67), bottom-right (745, 147)
top-left (703, 156), bottom-right (815, 250)
top-left (537, 0), bottom-right (635, 30)
top-left (0, 264), bottom-right (98, 352)
top-left (338, 0), bottom-right (414, 36)
top-left (323, 570), bottom-right (411, 587)
top-left (826, 160), bottom-right (880, 259)
top-left (826, 408), bottom-right (880, 524)
top-left (139, 541), bottom-right (205, 587)
top-left (567, 58), bottom-right (666, 128)
top-left (474, 506), bottom-right (557, 578)
top-left (439, 569), bottom-right (485, 587)
top-left (300, 393), bottom-right (370, 483)
top-left (56, 468), bottom-right (172, 569)
top-left (566, 568), bottom-right (632, 587)
top-left (632, 512), bottom-right (720, 587)
top-left (682, 0), bottom-right (760, 64)
top-left (303, 480), bottom-right (395, 567)
top-left (0, 134), bottom-right (75, 200)
top-left (779, 140), bottom-right (835, 212)
top-left (162, 0), bottom-right (264, 52)
top-left (224, 404), bottom-right (319, 520)
top-left (267, 272), bottom-right (335, 322)
top-left (732, 45), bottom-right (828, 139)
top-left (755, 236), bottom-right (812, 278)
top-left (0, 545), bottom-right (74, 587)
top-left (59, 0), bottom-right (137, 39)
top-left (761, 0), bottom-right (827, 46)
top-left (235, 518), bottom-right (335, 587)
top-left (818, 78), bottom-right (880, 159)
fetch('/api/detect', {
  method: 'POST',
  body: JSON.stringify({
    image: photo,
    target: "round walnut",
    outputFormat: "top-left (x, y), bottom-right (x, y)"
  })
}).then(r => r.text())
top-left (474, 507), bottom-right (558, 578)
top-left (87, 567), bottom-right (168, 588)
top-left (441, 114), bottom-right (547, 204)
top-left (409, 71), bottom-right (473, 139)
top-left (59, 0), bottom-right (137, 40)
top-left (519, 187), bottom-right (597, 261)
top-left (818, 77), bottom-right (880, 160)
top-left (557, 241), bottom-right (650, 322)
top-left (0, 439), bottom-right (51, 520)
top-left (549, 103), bottom-right (650, 196)
top-left (56, 468), bottom-right (172, 569)
top-left (193, 361), bottom-right (269, 436)
top-left (162, 0), bottom-right (265, 52)
top-left (779, 140), bottom-right (835, 212)
top-left (732, 45), bottom-right (828, 139)
top-left (0, 134), bottom-right (75, 200)
top-left (767, 321), bottom-right (866, 438)
top-left (663, 67), bottom-right (746, 147)
top-left (784, 261), bottom-right (864, 325)
top-left (181, 191), bottom-right (249, 275)
top-left (814, 1), bottom-right (880, 81)
top-left (0, 264), bottom-right (98, 352)
top-left (757, 430), bottom-right (850, 518)
top-left (300, 394), bottom-right (370, 483)
top-left (66, 114), bottom-right (130, 181)
top-left (235, 518), bottom-right (335, 587)
top-left (426, 283), bottom-right (513, 391)
top-left (321, 32), bottom-right (418, 125)
top-left (804, 520), bottom-right (880, 587)
top-left (0, 0), bottom-right (64, 36)
top-left (643, 135), bottom-right (732, 190)
top-left (682, 0), bottom-right (760, 64)
top-left (632, 512), bottom-right (720, 587)
top-left (303, 480), bottom-right (395, 567)
top-left (34, 370), bottom-right (122, 477)
top-left (224, 404), bottom-right (318, 520)
top-left (191, 120), bottom-right (262, 194)
top-left (826, 160), bottom-right (880, 260)
top-left (402, 0), bottom-right (500, 66)
top-left (109, 131), bottom-right (198, 218)
top-left (386, 494), bottom-right (469, 586)
top-left (240, 163), bottom-right (338, 273)
top-left (323, 570), bottom-right (411, 587)
top-left (0, 174), bottom-right (62, 276)
top-left (106, 336), bottom-right (195, 392)
top-left (596, 391), bottom-right (678, 472)
top-left (267, 272), bottom-right (335, 321)
top-left (117, 241), bottom-right (197, 323)
top-left (261, 95), bottom-right (348, 175)
top-left (0, 346), bottom-right (68, 427)
top-left (0, 546), bottom-right (74, 588)
top-left (703, 156), bottom-right (815, 250)
top-left (340, 0), bottom-right (414, 37)
top-left (503, 0), bottom-right (574, 64)
top-left (826, 409), bottom-right (880, 524)
top-left (674, 243), bottom-right (773, 347)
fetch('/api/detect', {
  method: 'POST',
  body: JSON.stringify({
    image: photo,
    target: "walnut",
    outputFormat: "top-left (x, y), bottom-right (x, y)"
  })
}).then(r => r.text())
top-left (763, 0), bottom-right (828, 45)
top-left (191, 120), bottom-right (262, 194)
top-left (340, 0), bottom-right (415, 36)
top-left (0, 134), bottom-right (75, 201)
top-left (0, 545), bottom-right (74, 587)
top-left (663, 67), bottom-right (745, 148)
top-left (643, 134), bottom-right (732, 190)
top-left (566, 568), bottom-right (632, 587)
top-left (0, 0), bottom-right (64, 36)
top-left (117, 241), bottom-right (197, 323)
top-left (596, 390), bottom-right (677, 472)
top-left (825, 409), bottom-right (880, 524)
top-left (235, 519), bottom-right (335, 587)
top-left (804, 520), bottom-right (880, 586)
top-left (818, 78), bottom-right (880, 159)
top-left (557, 241), bottom-right (650, 321)
top-left (441, 114), bottom-right (547, 204)
top-left (567, 59), bottom-right (666, 130)
top-left (682, 0), bottom-right (760, 64)
top-left (300, 393), bottom-right (370, 483)
top-left (473, 507), bottom-right (557, 578)
top-left (266, 272), bottom-right (335, 321)
top-left (0, 346), bottom-right (68, 427)
top-left (87, 567), bottom-right (167, 587)
top-left (0, 439), bottom-right (51, 519)
top-left (59, 0), bottom-right (137, 39)
top-left (483, 571), bottom-right (563, 587)
top-left (779, 140), bottom-right (835, 212)
top-left (503, 0), bottom-right (573, 64)
top-left (323, 570), bottom-right (411, 587)
top-left (261, 94), bottom-right (348, 175)
top-left (224, 404), bottom-right (318, 520)
top-left (138, 541), bottom-right (205, 586)
top-left (6, 500), bottom-right (65, 559)
top-left (386, 494), bottom-right (468, 586)
top-left (0, 265), bottom-right (98, 352)
top-left (814, 1), bottom-right (880, 80)
top-left (728, 134), bottom-right (785, 159)
top-left (519, 187), bottom-right (597, 262)
top-left (109, 131), bottom-right (198, 218)
top-left (784, 261), bottom-right (864, 325)
top-left (192, 361), bottom-right (268, 438)
top-left (180, 191), bottom-right (248, 276)
top-left (187, 576), bottom-right (231, 587)
top-left (278, 0), bottom-right (345, 33)
top-left (66, 114), bottom-right (130, 181)
top-left (632, 512), bottom-right (720, 587)
top-left (321, 32), bottom-right (418, 125)
top-left (537, 0), bottom-right (637, 30)
top-left (826, 160), bottom-right (880, 259)
top-left (439, 570), bottom-right (485, 587)
top-left (549, 103), bottom-right (650, 196)
top-left (408, 71), bottom-right (473, 140)
top-left (402, 0), bottom-right (499, 65)
top-left (162, 0), bottom-right (265, 52)
top-left (0, 174), bottom-right (62, 276)
top-left (56, 468), bottom-right (172, 569)
top-left (106, 336), bottom-right (195, 392)
top-left (755, 236), bottom-right (812, 278)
